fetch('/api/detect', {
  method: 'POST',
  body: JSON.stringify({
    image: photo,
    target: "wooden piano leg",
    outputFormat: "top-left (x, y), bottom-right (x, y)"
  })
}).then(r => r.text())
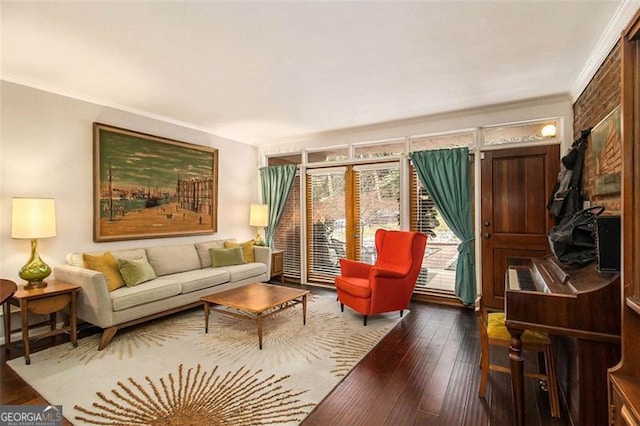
top-left (508, 327), bottom-right (525, 426)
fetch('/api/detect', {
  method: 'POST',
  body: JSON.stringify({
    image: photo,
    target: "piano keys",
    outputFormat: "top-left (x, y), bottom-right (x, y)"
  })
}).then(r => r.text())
top-left (508, 265), bottom-right (551, 292)
top-left (504, 256), bottom-right (621, 426)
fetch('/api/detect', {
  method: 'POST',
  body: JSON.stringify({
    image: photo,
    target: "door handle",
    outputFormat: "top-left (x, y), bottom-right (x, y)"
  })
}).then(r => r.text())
top-left (483, 233), bottom-right (491, 239)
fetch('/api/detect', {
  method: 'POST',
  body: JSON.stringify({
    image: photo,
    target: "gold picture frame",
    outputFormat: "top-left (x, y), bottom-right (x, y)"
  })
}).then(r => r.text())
top-left (591, 106), bottom-right (622, 196)
top-left (93, 123), bottom-right (218, 242)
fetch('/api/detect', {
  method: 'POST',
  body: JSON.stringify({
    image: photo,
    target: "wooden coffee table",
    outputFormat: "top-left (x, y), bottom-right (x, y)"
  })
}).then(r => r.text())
top-left (201, 283), bottom-right (309, 350)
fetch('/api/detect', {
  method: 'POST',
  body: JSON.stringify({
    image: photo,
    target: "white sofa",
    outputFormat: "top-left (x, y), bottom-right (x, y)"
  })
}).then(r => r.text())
top-left (53, 239), bottom-right (270, 350)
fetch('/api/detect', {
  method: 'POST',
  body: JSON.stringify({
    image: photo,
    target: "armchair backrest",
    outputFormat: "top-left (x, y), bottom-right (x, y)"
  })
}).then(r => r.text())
top-left (374, 229), bottom-right (427, 279)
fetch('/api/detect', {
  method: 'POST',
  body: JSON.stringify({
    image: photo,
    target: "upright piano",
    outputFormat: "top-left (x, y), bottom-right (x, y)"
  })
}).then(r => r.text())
top-left (504, 256), bottom-right (621, 426)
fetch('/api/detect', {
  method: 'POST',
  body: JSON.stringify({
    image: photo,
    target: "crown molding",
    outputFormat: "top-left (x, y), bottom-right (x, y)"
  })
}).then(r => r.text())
top-left (570, 1), bottom-right (640, 102)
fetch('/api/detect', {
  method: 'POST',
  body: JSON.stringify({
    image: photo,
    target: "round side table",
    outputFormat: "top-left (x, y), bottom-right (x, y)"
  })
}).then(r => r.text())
top-left (1, 279), bottom-right (18, 353)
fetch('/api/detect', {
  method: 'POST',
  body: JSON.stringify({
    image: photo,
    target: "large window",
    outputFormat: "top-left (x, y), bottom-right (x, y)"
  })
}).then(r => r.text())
top-left (306, 167), bottom-right (346, 282)
top-left (306, 146), bottom-right (349, 163)
top-left (411, 131), bottom-right (475, 151)
top-left (410, 167), bottom-right (461, 293)
top-left (268, 155), bottom-right (301, 281)
top-left (354, 139), bottom-right (405, 159)
top-left (483, 118), bottom-right (560, 146)
top-left (353, 164), bottom-right (400, 263)
top-left (409, 131), bottom-right (474, 294)
top-left (267, 116), bottom-right (557, 294)
top-left (305, 163), bottom-right (400, 284)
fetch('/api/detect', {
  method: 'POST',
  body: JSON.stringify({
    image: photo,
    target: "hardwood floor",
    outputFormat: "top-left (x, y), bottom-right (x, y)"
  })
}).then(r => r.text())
top-left (1, 286), bottom-right (568, 426)
top-left (303, 288), bottom-right (567, 426)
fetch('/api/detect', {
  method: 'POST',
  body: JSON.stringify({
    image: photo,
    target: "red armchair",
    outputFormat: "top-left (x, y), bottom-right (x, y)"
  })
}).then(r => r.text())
top-left (335, 229), bottom-right (427, 325)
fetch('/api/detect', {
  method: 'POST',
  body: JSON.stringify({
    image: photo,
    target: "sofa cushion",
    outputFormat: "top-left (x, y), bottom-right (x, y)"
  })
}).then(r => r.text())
top-left (210, 247), bottom-right (246, 267)
top-left (118, 257), bottom-right (157, 287)
top-left (112, 249), bottom-right (150, 263)
top-left (82, 252), bottom-right (125, 292)
top-left (222, 262), bottom-right (267, 282)
top-left (146, 245), bottom-right (201, 276)
top-left (110, 278), bottom-right (182, 311)
top-left (171, 269), bottom-right (230, 294)
top-left (195, 240), bottom-right (225, 268)
top-left (68, 249), bottom-right (147, 267)
top-left (224, 239), bottom-right (256, 262)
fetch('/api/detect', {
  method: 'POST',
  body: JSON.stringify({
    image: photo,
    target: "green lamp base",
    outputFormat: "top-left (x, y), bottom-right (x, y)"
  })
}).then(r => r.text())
top-left (18, 239), bottom-right (51, 290)
top-left (23, 280), bottom-right (48, 290)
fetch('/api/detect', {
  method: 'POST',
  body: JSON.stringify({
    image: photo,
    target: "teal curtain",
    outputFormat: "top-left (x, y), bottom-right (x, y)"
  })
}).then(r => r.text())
top-left (410, 147), bottom-right (476, 305)
top-left (259, 165), bottom-right (298, 248)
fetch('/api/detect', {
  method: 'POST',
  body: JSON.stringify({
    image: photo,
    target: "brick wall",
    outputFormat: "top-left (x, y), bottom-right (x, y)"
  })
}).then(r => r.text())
top-left (573, 42), bottom-right (622, 214)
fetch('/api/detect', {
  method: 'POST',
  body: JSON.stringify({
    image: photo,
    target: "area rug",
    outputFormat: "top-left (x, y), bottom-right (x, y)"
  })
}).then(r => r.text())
top-left (8, 292), bottom-right (406, 425)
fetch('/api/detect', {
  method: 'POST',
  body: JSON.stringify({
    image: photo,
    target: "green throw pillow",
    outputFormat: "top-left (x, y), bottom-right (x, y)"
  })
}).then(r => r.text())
top-left (117, 257), bottom-right (157, 287)
top-left (210, 247), bottom-right (246, 267)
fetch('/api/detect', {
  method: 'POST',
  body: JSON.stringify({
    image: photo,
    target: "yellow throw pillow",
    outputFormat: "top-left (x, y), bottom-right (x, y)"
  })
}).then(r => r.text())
top-left (83, 252), bottom-right (125, 291)
top-left (224, 240), bottom-right (255, 263)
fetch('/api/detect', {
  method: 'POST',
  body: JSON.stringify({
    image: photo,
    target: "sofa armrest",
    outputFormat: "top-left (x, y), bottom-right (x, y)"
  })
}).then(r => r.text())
top-left (253, 246), bottom-right (272, 277)
top-left (53, 265), bottom-right (114, 328)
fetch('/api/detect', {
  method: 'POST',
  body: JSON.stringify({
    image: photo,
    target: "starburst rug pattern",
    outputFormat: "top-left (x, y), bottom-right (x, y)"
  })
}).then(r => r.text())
top-left (7, 292), bottom-right (406, 425)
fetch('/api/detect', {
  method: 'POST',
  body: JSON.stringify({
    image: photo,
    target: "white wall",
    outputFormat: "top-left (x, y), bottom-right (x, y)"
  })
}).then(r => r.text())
top-left (259, 94), bottom-right (575, 156)
top-left (0, 81), bottom-right (260, 283)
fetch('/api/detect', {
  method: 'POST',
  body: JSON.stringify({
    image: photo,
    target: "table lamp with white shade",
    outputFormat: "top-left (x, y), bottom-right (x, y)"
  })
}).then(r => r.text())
top-left (11, 198), bottom-right (57, 289)
top-left (249, 203), bottom-right (268, 246)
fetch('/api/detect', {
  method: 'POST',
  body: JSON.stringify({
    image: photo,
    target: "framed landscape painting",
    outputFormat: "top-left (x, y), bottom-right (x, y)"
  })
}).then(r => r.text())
top-left (591, 106), bottom-right (622, 196)
top-left (93, 123), bottom-right (218, 242)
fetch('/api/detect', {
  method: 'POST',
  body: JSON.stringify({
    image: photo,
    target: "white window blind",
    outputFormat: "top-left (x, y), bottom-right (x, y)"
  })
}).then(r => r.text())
top-left (353, 164), bottom-right (400, 264)
top-left (268, 155), bottom-right (302, 282)
top-left (272, 173), bottom-right (301, 281)
top-left (410, 167), bottom-right (460, 293)
top-left (306, 168), bottom-right (346, 283)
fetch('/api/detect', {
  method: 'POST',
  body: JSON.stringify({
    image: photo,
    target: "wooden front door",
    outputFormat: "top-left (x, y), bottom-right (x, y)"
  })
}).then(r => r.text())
top-left (481, 145), bottom-right (560, 309)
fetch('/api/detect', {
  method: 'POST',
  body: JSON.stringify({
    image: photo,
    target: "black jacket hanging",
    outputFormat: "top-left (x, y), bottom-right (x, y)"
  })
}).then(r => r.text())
top-left (547, 128), bottom-right (592, 224)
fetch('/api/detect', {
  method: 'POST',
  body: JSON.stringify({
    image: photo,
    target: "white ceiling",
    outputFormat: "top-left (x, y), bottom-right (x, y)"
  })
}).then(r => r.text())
top-left (2, 1), bottom-right (638, 145)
